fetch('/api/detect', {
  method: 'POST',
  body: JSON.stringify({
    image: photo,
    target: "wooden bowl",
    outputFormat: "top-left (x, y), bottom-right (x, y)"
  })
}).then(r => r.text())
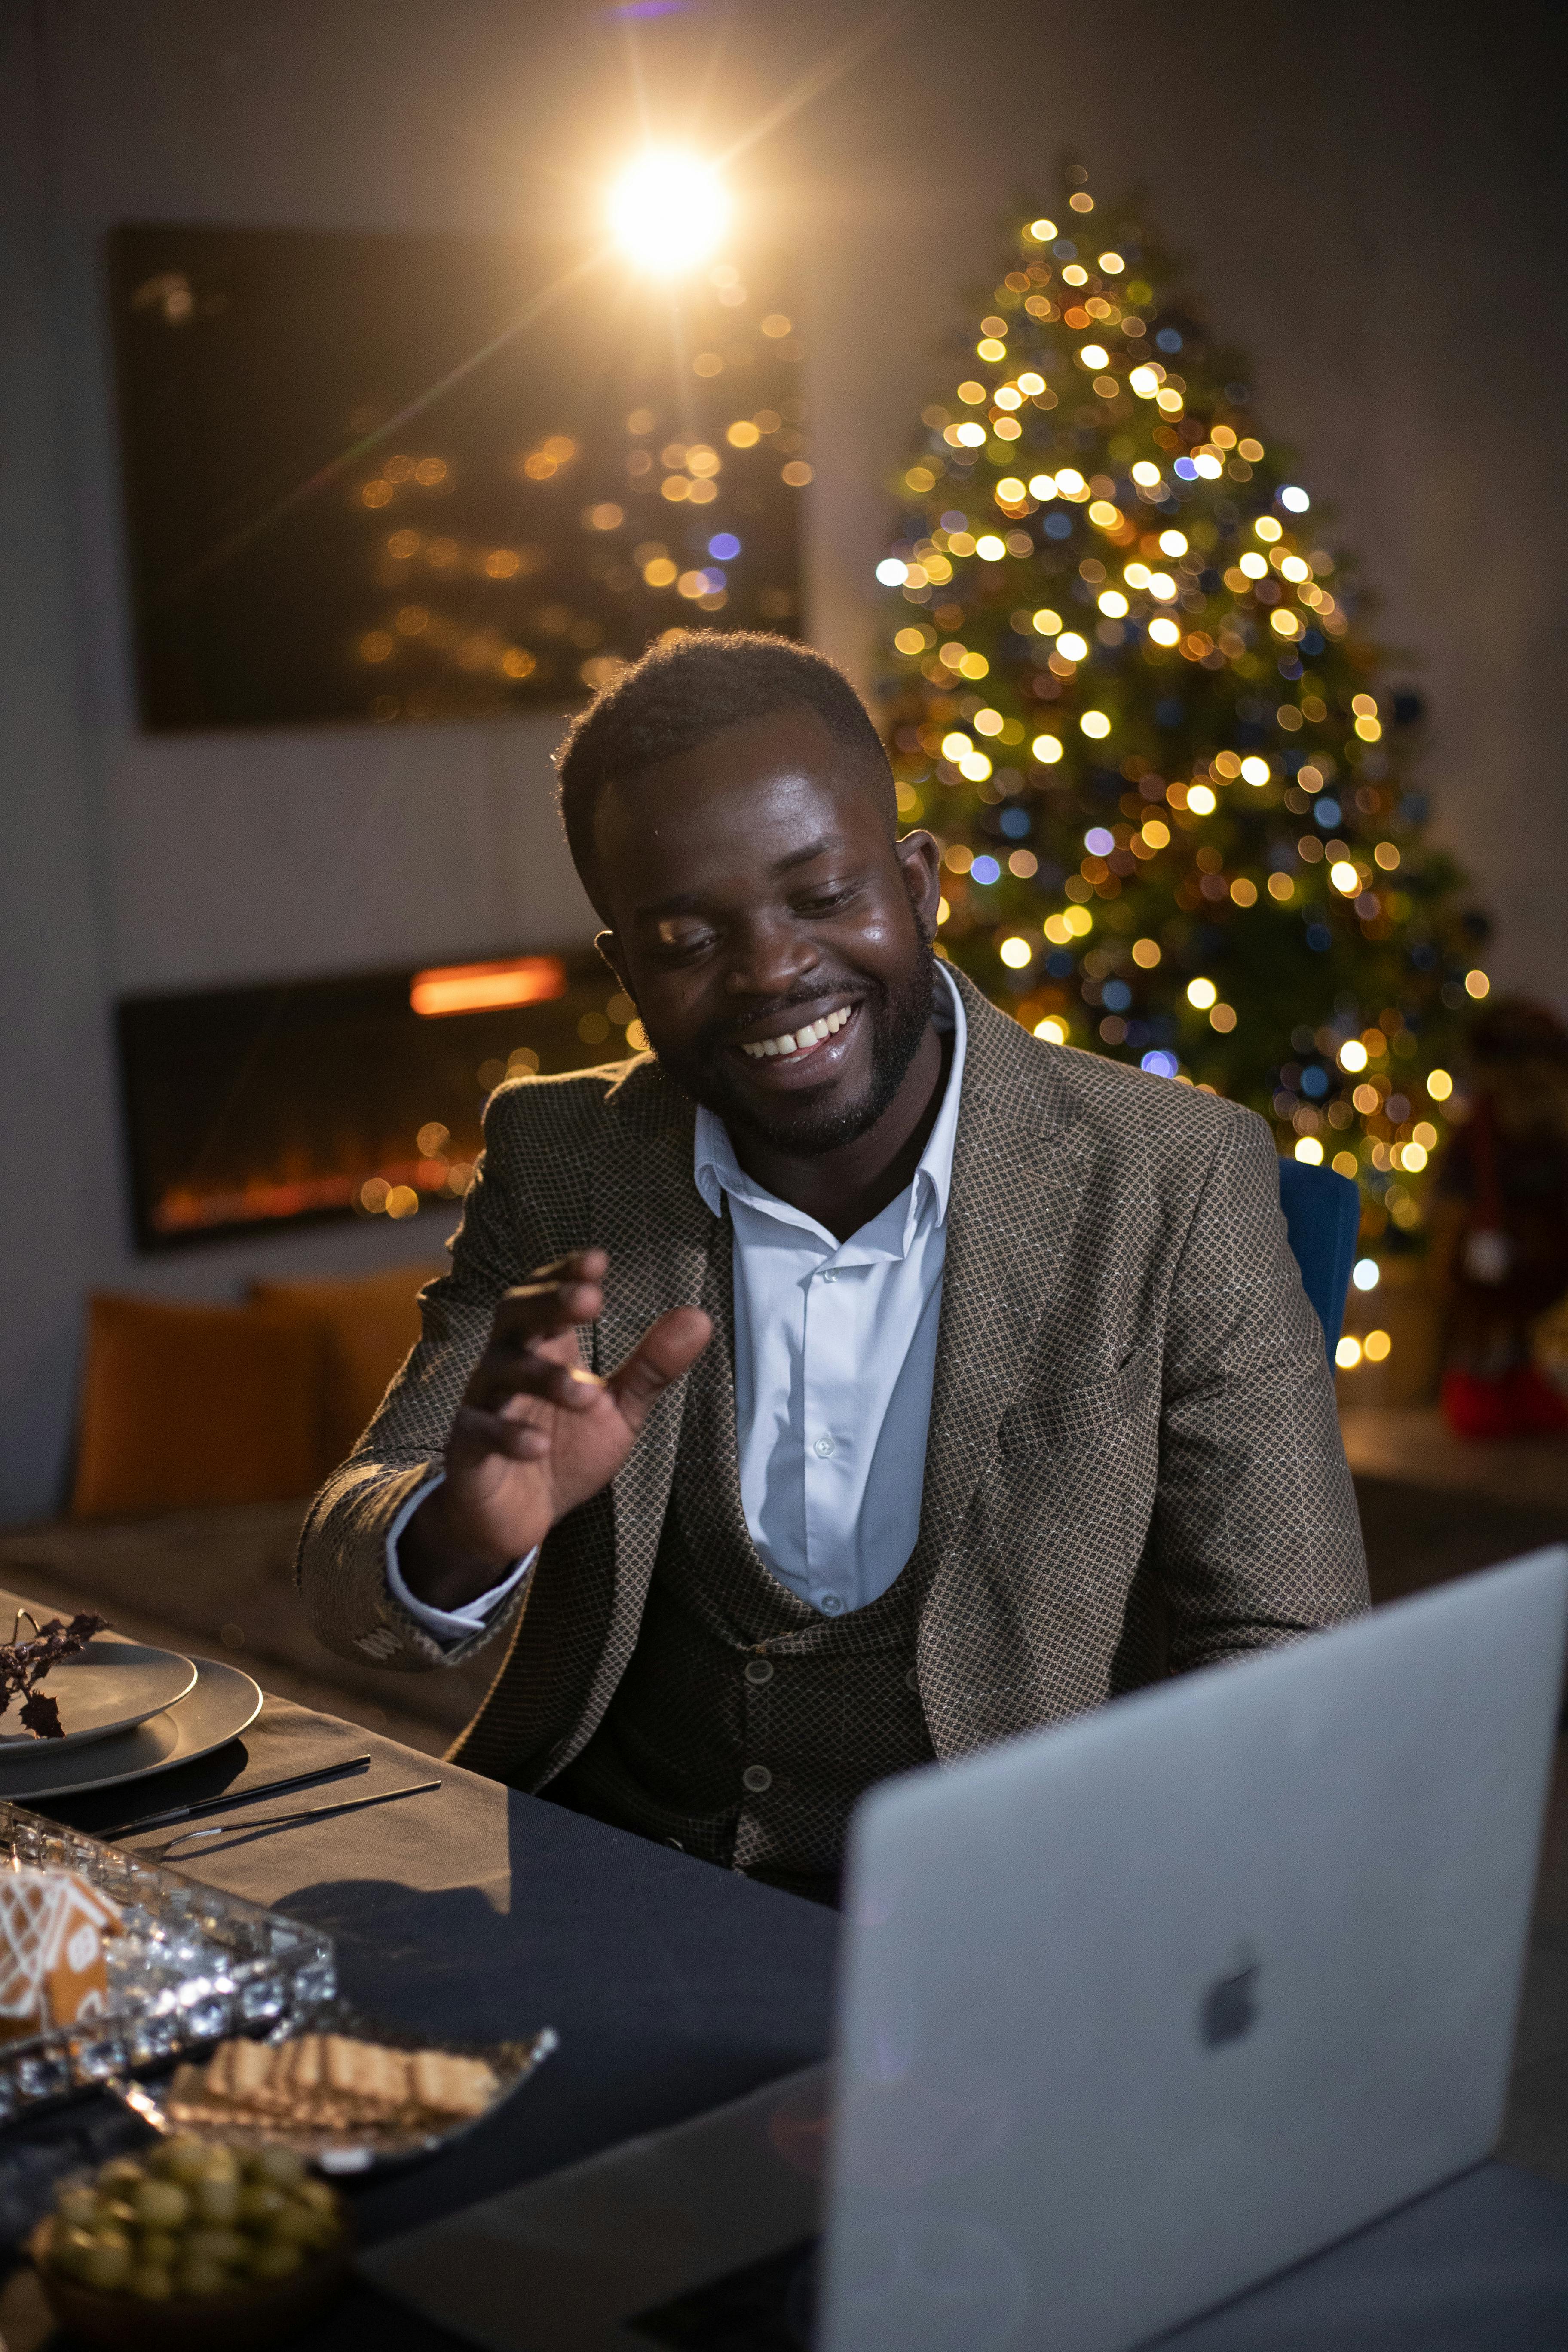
top-left (28, 2217), bottom-right (354, 2350)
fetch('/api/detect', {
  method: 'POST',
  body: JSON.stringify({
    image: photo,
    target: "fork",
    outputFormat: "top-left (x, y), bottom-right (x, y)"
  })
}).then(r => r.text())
top-left (157, 1779), bottom-right (441, 1857)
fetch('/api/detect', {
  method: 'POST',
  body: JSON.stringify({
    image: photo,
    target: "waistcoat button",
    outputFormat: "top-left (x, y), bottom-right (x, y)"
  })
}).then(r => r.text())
top-left (742, 1764), bottom-right (772, 1794)
top-left (905, 1667), bottom-right (919, 1692)
top-left (745, 1657), bottom-right (775, 1685)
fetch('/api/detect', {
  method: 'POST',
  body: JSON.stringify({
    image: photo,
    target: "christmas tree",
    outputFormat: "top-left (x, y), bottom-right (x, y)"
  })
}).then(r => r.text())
top-left (877, 164), bottom-right (1489, 1242)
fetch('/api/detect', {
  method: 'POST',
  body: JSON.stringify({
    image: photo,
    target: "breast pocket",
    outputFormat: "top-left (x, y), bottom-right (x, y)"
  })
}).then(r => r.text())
top-left (998, 1338), bottom-right (1161, 1456)
top-left (974, 1338), bottom-right (1161, 1587)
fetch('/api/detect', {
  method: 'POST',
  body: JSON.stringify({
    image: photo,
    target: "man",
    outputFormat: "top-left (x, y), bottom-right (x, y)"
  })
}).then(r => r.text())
top-left (299, 631), bottom-right (1366, 1905)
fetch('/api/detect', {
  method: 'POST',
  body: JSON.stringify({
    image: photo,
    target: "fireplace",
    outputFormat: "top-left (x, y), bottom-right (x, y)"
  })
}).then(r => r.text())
top-left (116, 949), bottom-right (634, 1251)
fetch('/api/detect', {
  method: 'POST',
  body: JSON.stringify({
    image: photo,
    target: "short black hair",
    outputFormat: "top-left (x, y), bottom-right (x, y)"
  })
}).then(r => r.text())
top-left (554, 630), bottom-right (894, 911)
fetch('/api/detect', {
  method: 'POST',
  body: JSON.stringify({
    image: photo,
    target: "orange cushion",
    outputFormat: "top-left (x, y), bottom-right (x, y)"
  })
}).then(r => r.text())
top-left (71, 1295), bottom-right (328, 1520)
top-left (251, 1263), bottom-right (444, 1467)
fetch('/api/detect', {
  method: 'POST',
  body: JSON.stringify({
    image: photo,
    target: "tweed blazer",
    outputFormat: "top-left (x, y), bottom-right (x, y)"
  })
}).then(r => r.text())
top-left (296, 967), bottom-right (1368, 1785)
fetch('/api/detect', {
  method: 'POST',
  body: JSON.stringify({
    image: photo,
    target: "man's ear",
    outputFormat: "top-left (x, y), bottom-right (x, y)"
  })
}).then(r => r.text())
top-left (594, 930), bottom-right (634, 999)
top-left (895, 830), bottom-right (943, 937)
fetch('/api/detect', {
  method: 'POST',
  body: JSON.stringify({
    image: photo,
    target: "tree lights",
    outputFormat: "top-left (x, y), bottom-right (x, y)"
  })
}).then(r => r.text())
top-left (878, 166), bottom-right (1488, 1239)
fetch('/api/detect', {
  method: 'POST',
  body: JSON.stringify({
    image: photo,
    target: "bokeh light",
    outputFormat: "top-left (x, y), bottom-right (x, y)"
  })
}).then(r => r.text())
top-left (864, 172), bottom-right (1480, 1229)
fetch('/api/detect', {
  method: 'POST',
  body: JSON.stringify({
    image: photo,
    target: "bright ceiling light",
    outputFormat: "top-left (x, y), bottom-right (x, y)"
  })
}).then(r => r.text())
top-left (609, 151), bottom-right (727, 274)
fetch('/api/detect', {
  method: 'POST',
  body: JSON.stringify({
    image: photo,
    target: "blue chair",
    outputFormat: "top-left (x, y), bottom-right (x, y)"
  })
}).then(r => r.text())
top-left (1277, 1158), bottom-right (1361, 1361)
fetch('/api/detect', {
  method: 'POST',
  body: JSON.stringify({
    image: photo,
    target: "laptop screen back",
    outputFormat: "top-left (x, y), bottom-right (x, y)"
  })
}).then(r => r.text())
top-left (821, 1548), bottom-right (1568, 2352)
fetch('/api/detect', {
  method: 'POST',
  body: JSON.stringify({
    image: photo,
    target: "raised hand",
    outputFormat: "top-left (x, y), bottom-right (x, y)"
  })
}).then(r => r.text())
top-left (400, 1250), bottom-right (711, 1612)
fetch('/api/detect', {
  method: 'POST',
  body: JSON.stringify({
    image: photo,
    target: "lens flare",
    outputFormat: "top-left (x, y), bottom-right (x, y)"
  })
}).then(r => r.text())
top-left (609, 152), bottom-right (728, 274)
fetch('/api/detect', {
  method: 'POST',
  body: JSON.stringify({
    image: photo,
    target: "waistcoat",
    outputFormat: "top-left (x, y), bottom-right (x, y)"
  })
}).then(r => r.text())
top-left (551, 1214), bottom-right (936, 1902)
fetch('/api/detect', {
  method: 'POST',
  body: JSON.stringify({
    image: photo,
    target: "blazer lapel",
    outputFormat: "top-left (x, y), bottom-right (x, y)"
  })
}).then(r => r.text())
top-left (906, 973), bottom-right (1093, 1595)
top-left (588, 1065), bottom-right (720, 1621)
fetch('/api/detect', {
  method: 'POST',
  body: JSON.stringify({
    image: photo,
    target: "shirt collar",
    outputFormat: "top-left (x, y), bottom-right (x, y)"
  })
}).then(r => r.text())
top-left (692, 960), bottom-right (968, 1240)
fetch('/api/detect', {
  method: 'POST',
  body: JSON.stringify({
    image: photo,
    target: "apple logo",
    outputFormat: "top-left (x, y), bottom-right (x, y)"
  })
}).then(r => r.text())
top-left (1199, 1950), bottom-right (1261, 2049)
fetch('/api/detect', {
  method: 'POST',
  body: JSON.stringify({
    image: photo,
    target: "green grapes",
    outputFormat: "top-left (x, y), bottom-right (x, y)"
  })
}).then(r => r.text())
top-left (42, 2136), bottom-right (344, 2303)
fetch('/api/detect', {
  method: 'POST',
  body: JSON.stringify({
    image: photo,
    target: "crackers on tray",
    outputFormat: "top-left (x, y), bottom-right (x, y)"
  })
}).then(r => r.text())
top-left (166, 2032), bottom-right (500, 2139)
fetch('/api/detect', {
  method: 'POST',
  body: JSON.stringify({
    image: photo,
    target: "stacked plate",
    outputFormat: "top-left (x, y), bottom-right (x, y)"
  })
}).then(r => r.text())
top-left (0, 1590), bottom-right (263, 1803)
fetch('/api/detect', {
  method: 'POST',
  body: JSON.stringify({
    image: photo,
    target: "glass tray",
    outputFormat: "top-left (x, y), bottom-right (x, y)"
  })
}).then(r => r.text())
top-left (0, 1803), bottom-right (336, 2121)
top-left (117, 2008), bottom-right (560, 2174)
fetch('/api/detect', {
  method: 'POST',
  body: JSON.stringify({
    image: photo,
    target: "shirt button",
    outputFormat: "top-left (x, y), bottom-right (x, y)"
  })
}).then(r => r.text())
top-left (813, 1436), bottom-right (834, 1458)
top-left (742, 1764), bottom-right (772, 1794)
top-left (820, 1269), bottom-right (837, 1283)
top-left (820, 1593), bottom-right (844, 1616)
top-left (745, 1657), bottom-right (775, 1685)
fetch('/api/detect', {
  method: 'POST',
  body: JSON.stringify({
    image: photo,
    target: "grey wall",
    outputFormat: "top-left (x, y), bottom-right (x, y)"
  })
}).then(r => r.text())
top-left (3, 0), bottom-right (1563, 1519)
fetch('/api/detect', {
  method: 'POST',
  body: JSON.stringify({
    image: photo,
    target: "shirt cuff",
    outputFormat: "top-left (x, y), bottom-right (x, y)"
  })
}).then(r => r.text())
top-left (385, 1473), bottom-right (536, 1644)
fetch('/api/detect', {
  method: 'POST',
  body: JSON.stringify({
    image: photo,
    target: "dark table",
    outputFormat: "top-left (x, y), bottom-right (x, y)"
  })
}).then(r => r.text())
top-left (3, 1694), bottom-right (1567, 2349)
top-left (0, 1697), bottom-right (837, 2347)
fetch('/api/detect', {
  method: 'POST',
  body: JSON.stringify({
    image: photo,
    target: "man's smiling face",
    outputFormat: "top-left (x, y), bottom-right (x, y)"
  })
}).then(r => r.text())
top-left (593, 704), bottom-right (943, 1156)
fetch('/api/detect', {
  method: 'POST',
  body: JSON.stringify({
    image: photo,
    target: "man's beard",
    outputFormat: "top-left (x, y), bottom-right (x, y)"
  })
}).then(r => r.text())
top-left (645, 942), bottom-right (939, 1157)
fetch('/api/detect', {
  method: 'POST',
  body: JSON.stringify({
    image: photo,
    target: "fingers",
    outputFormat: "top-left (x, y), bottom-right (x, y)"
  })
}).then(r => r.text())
top-left (492, 1248), bottom-right (609, 1343)
top-left (606, 1307), bottom-right (712, 1435)
top-left (527, 1248), bottom-right (608, 1285)
top-left (466, 1345), bottom-right (604, 1417)
top-left (447, 1402), bottom-right (554, 1467)
top-left (461, 1254), bottom-right (708, 1446)
top-left (466, 1250), bottom-right (609, 1414)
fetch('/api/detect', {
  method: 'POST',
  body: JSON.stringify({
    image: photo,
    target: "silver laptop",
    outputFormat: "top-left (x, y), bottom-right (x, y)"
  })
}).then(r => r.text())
top-left (820, 1543), bottom-right (1568, 2352)
top-left (364, 1547), bottom-right (1568, 2352)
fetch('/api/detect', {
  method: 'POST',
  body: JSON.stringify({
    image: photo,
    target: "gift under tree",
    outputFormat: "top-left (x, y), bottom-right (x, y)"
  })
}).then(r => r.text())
top-left (1427, 999), bottom-right (1568, 1438)
top-left (876, 162), bottom-right (1488, 1249)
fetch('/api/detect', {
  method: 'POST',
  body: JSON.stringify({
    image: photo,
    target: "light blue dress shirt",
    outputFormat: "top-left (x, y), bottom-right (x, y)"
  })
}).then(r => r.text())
top-left (388, 964), bottom-right (965, 1632)
top-left (689, 963), bottom-right (964, 1613)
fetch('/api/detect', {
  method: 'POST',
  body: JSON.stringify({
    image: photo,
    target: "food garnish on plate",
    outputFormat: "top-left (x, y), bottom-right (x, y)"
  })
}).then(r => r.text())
top-left (0, 1611), bottom-right (110, 1740)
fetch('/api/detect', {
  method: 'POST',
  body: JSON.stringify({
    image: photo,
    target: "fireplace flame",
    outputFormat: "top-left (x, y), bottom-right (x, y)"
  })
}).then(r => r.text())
top-left (410, 956), bottom-right (568, 1018)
